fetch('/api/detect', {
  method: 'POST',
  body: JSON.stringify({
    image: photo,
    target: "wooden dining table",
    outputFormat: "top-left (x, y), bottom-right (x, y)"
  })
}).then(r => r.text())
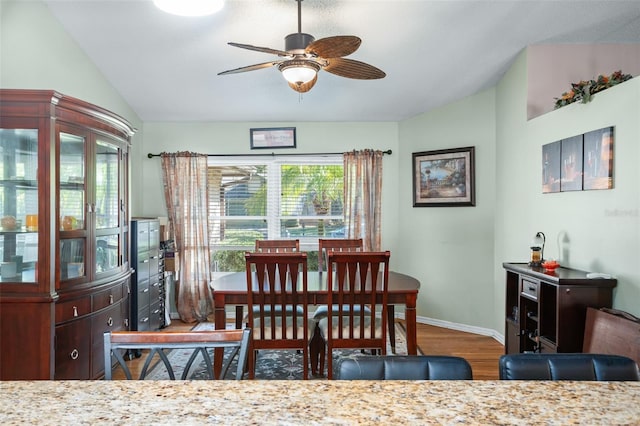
top-left (210, 270), bottom-right (420, 377)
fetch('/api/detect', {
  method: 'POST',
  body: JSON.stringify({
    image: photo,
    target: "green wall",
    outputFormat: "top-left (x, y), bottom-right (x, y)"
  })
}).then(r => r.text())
top-left (0, 1), bottom-right (143, 138)
top-left (398, 89), bottom-right (498, 332)
top-left (494, 51), bottom-right (640, 328)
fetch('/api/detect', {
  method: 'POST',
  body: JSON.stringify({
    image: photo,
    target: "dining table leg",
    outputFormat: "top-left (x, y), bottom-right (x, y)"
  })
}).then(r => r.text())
top-left (213, 292), bottom-right (227, 379)
top-left (405, 294), bottom-right (418, 355)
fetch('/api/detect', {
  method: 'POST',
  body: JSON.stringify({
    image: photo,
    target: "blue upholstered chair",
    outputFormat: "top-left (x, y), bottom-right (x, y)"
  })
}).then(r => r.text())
top-left (499, 353), bottom-right (640, 381)
top-left (336, 355), bottom-right (473, 380)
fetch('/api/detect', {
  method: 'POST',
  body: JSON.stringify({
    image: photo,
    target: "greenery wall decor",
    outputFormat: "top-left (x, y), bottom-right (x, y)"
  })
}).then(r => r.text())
top-left (553, 70), bottom-right (633, 109)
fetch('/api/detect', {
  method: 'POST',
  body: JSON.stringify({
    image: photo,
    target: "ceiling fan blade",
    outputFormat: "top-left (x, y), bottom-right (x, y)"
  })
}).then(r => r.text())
top-left (228, 42), bottom-right (291, 57)
top-left (306, 36), bottom-right (361, 58)
top-left (323, 58), bottom-right (386, 79)
top-left (288, 75), bottom-right (318, 93)
top-left (218, 61), bottom-right (282, 75)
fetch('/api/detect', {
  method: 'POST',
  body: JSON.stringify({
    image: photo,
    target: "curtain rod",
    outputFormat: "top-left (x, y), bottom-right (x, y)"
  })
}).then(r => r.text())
top-left (147, 149), bottom-right (392, 159)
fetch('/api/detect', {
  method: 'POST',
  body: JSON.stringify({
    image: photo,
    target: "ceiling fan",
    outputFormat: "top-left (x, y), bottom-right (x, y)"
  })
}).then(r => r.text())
top-left (218, 0), bottom-right (386, 93)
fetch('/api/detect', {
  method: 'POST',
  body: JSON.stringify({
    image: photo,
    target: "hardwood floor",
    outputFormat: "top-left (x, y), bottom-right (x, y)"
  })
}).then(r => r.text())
top-left (111, 320), bottom-right (505, 380)
top-left (415, 322), bottom-right (504, 380)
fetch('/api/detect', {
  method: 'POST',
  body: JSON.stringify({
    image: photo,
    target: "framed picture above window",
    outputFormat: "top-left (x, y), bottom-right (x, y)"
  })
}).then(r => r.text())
top-left (412, 146), bottom-right (475, 207)
top-left (250, 127), bottom-right (296, 149)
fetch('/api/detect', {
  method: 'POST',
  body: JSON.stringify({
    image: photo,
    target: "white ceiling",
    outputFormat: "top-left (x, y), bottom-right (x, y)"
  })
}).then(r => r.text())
top-left (43, 0), bottom-right (640, 122)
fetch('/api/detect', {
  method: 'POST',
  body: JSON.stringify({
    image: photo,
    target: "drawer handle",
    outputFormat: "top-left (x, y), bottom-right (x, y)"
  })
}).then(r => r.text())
top-left (73, 306), bottom-right (78, 317)
top-left (109, 294), bottom-right (114, 305)
top-left (107, 317), bottom-right (114, 327)
top-left (141, 317), bottom-right (149, 323)
top-left (124, 318), bottom-right (129, 327)
top-left (528, 286), bottom-right (536, 292)
top-left (70, 349), bottom-right (79, 360)
top-left (142, 288), bottom-right (149, 293)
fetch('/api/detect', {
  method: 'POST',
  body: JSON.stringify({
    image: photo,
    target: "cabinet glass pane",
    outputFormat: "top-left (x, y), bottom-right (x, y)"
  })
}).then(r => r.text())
top-left (60, 238), bottom-right (85, 280)
top-left (59, 133), bottom-right (85, 231)
top-left (96, 141), bottom-right (119, 229)
top-left (0, 129), bottom-right (39, 283)
top-left (96, 234), bottom-right (119, 273)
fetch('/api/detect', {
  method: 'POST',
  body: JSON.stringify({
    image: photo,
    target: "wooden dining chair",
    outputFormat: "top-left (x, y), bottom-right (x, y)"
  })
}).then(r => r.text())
top-left (313, 239), bottom-right (396, 357)
top-left (245, 251), bottom-right (312, 379)
top-left (316, 251), bottom-right (391, 379)
top-left (233, 239), bottom-right (302, 329)
top-left (255, 239), bottom-right (300, 253)
top-left (104, 328), bottom-right (251, 380)
top-left (317, 238), bottom-right (363, 272)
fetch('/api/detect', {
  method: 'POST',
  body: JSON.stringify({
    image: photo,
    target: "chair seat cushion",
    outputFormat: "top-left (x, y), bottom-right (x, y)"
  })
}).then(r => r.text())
top-left (250, 316), bottom-right (316, 341)
top-left (312, 304), bottom-right (371, 320)
top-left (318, 316), bottom-right (382, 339)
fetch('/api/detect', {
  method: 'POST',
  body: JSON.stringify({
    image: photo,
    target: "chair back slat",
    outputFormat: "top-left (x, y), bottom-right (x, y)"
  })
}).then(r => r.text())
top-left (318, 238), bottom-right (362, 271)
top-left (245, 251), bottom-right (310, 379)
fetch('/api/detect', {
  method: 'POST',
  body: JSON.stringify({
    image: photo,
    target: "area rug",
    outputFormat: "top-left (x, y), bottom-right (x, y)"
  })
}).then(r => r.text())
top-left (146, 321), bottom-right (420, 380)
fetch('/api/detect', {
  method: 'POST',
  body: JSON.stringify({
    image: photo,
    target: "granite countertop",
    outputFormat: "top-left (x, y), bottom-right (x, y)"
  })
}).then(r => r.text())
top-left (2, 380), bottom-right (639, 425)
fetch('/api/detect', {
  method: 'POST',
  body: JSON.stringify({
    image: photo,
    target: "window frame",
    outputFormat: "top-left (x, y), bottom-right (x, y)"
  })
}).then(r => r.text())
top-left (207, 154), bottom-right (344, 252)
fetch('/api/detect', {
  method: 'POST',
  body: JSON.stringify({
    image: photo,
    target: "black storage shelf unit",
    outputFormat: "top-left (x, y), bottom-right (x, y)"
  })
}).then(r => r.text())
top-left (131, 218), bottom-right (165, 331)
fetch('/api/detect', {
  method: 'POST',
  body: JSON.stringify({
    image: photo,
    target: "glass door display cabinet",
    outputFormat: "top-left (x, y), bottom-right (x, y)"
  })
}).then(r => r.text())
top-left (0, 90), bottom-right (134, 379)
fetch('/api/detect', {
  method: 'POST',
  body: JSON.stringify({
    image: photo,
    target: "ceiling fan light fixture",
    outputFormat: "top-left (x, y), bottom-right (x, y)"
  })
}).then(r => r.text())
top-left (279, 61), bottom-right (320, 85)
top-left (153, 0), bottom-right (224, 16)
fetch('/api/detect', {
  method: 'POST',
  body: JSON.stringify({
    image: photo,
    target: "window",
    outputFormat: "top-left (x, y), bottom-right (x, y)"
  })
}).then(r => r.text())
top-left (208, 156), bottom-right (344, 271)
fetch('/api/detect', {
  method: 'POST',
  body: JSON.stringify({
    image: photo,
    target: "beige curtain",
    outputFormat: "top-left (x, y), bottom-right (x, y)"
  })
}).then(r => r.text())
top-left (161, 152), bottom-right (213, 323)
top-left (343, 150), bottom-right (383, 251)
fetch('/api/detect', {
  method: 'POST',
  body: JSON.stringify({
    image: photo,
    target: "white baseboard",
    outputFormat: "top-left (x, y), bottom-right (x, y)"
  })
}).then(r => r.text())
top-left (172, 310), bottom-right (507, 346)
top-left (393, 311), bottom-right (505, 345)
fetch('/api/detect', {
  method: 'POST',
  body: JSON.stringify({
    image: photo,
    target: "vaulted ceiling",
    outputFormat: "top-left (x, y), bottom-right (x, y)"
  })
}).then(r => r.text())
top-left (44, 0), bottom-right (640, 122)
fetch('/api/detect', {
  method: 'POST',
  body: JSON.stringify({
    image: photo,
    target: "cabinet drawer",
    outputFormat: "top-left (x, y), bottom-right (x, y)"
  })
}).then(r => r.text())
top-left (91, 303), bottom-right (123, 378)
top-left (56, 296), bottom-right (91, 323)
top-left (521, 278), bottom-right (538, 300)
top-left (93, 285), bottom-right (123, 311)
top-left (149, 279), bottom-right (161, 302)
top-left (136, 258), bottom-right (151, 281)
top-left (93, 302), bottom-right (123, 334)
top-left (55, 318), bottom-right (91, 380)
top-left (149, 255), bottom-right (160, 274)
top-left (150, 300), bottom-right (163, 331)
top-left (137, 279), bottom-right (150, 307)
top-left (137, 306), bottom-right (151, 331)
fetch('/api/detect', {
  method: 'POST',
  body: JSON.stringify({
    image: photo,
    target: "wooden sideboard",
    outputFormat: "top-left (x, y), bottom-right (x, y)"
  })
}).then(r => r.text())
top-left (503, 262), bottom-right (616, 354)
